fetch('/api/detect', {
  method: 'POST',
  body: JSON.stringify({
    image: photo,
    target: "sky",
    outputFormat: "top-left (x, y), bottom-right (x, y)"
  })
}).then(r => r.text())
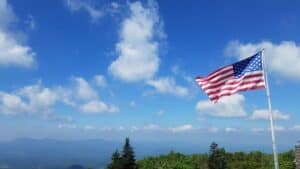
top-left (0, 0), bottom-right (300, 150)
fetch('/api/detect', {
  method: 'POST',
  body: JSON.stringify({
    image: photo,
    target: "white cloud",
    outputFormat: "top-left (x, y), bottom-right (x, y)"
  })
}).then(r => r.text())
top-left (79, 100), bottom-right (119, 114)
top-left (273, 126), bottom-right (286, 132)
top-left (93, 74), bottom-right (107, 87)
top-left (225, 127), bottom-right (238, 133)
top-left (289, 125), bottom-right (300, 131)
top-left (0, 31), bottom-right (36, 68)
top-left (251, 128), bottom-right (265, 133)
top-left (118, 126), bottom-right (125, 131)
top-left (0, 83), bottom-right (58, 116)
top-left (84, 125), bottom-right (95, 130)
top-left (130, 126), bottom-right (139, 132)
top-left (225, 40), bottom-right (300, 80)
top-left (169, 124), bottom-right (193, 133)
top-left (109, 1), bottom-right (163, 82)
top-left (0, 0), bottom-right (15, 30)
top-left (73, 77), bottom-right (98, 101)
top-left (0, 0), bottom-right (36, 68)
top-left (0, 78), bottom-right (119, 116)
top-left (146, 77), bottom-right (189, 97)
top-left (0, 92), bottom-right (28, 115)
top-left (64, 0), bottom-right (103, 22)
top-left (250, 109), bottom-right (290, 120)
top-left (18, 83), bottom-right (58, 112)
top-left (57, 123), bottom-right (77, 129)
top-left (195, 94), bottom-right (247, 118)
top-left (144, 124), bottom-right (160, 130)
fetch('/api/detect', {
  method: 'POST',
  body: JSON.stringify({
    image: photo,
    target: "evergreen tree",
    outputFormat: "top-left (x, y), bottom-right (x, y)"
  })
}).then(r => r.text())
top-left (107, 149), bottom-right (123, 169)
top-left (208, 142), bottom-right (227, 169)
top-left (121, 137), bottom-right (137, 169)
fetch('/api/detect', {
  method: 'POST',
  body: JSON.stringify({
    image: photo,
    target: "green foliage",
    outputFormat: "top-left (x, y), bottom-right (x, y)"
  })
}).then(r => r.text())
top-left (122, 137), bottom-right (137, 169)
top-left (107, 137), bottom-right (137, 169)
top-left (278, 150), bottom-right (295, 169)
top-left (107, 149), bottom-right (123, 169)
top-left (138, 151), bottom-right (208, 169)
top-left (208, 142), bottom-right (227, 169)
top-left (135, 143), bottom-right (295, 169)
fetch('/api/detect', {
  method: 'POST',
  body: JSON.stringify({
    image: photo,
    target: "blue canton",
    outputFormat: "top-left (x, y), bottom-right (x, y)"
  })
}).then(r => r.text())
top-left (233, 52), bottom-right (263, 78)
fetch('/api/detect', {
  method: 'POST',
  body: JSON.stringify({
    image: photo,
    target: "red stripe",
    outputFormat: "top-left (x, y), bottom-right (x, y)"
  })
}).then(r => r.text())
top-left (208, 81), bottom-right (265, 99)
top-left (201, 73), bottom-right (263, 90)
top-left (204, 79), bottom-right (265, 95)
top-left (209, 85), bottom-right (265, 102)
top-left (197, 66), bottom-right (233, 82)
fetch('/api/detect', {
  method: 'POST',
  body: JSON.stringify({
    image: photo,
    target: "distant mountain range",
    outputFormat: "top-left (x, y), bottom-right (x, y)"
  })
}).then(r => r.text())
top-left (0, 138), bottom-right (293, 169)
top-left (0, 138), bottom-right (201, 169)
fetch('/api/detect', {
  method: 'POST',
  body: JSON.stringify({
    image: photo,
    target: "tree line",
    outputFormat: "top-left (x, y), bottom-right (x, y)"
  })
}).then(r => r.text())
top-left (106, 138), bottom-right (295, 169)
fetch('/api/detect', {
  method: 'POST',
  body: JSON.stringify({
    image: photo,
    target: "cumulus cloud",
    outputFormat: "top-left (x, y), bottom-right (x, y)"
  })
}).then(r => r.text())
top-left (84, 125), bottom-right (95, 130)
top-left (144, 124), bottom-right (160, 130)
top-left (0, 0), bottom-right (36, 68)
top-left (0, 0), bottom-right (15, 30)
top-left (64, 0), bottom-right (103, 22)
top-left (250, 109), bottom-right (290, 120)
top-left (251, 128), bottom-right (265, 133)
top-left (73, 77), bottom-right (98, 101)
top-left (0, 83), bottom-right (57, 116)
top-left (146, 77), bottom-right (189, 97)
top-left (93, 74), bottom-right (107, 87)
top-left (225, 40), bottom-right (300, 81)
top-left (109, 1), bottom-right (164, 82)
top-left (225, 127), bottom-right (238, 133)
top-left (0, 77), bottom-right (119, 116)
top-left (57, 123), bottom-right (77, 129)
top-left (289, 125), bottom-right (300, 131)
top-left (195, 94), bottom-right (247, 118)
top-left (169, 124), bottom-right (193, 133)
top-left (79, 100), bottom-right (119, 114)
top-left (0, 92), bottom-right (28, 115)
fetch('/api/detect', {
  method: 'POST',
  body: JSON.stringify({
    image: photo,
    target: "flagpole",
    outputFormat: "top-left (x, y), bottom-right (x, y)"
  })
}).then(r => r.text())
top-left (262, 49), bottom-right (279, 169)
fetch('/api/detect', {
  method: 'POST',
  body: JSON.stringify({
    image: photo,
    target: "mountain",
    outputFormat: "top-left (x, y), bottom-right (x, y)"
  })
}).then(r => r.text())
top-left (0, 138), bottom-right (193, 169)
top-left (0, 138), bottom-right (120, 169)
top-left (0, 138), bottom-right (293, 169)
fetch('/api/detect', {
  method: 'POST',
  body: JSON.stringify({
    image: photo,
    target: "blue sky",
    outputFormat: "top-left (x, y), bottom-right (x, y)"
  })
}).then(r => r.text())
top-left (0, 0), bottom-right (299, 149)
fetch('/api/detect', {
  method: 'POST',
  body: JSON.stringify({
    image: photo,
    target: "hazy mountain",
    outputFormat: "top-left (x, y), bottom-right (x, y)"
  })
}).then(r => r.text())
top-left (0, 138), bottom-right (292, 169)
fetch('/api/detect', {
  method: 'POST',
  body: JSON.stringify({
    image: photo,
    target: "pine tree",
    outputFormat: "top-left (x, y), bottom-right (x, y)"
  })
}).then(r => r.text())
top-left (121, 137), bottom-right (137, 169)
top-left (107, 149), bottom-right (123, 169)
top-left (208, 142), bottom-right (227, 169)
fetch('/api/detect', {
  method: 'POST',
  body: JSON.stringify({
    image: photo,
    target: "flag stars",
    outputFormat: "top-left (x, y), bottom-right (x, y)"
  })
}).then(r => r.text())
top-left (233, 53), bottom-right (263, 78)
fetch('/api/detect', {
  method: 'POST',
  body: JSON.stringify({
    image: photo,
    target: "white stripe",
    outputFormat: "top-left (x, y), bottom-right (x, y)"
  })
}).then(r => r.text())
top-left (198, 66), bottom-right (232, 82)
top-left (201, 71), bottom-right (263, 89)
top-left (203, 76), bottom-right (264, 93)
top-left (208, 81), bottom-right (265, 99)
top-left (199, 69), bottom-right (234, 85)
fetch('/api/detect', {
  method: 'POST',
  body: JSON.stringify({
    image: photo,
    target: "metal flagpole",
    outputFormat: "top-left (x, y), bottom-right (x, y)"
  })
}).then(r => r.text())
top-left (262, 49), bottom-right (279, 169)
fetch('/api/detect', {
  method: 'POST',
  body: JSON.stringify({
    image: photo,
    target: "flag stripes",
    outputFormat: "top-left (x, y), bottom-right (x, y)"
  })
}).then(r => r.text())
top-left (195, 52), bottom-right (265, 102)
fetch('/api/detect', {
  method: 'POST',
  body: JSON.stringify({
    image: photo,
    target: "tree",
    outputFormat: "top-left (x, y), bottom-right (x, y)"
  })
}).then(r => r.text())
top-left (208, 142), bottom-right (227, 169)
top-left (122, 137), bottom-right (137, 169)
top-left (107, 149), bottom-right (123, 169)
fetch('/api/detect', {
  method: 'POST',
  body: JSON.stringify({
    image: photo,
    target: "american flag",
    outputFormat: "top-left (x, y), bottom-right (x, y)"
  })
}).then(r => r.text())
top-left (195, 51), bottom-right (265, 102)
